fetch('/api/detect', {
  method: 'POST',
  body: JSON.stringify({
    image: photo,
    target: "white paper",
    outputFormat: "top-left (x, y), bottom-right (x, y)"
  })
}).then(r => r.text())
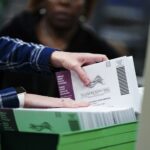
top-left (70, 56), bottom-right (140, 112)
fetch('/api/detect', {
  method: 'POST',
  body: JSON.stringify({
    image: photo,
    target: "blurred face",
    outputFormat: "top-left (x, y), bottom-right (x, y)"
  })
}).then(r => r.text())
top-left (44, 0), bottom-right (85, 30)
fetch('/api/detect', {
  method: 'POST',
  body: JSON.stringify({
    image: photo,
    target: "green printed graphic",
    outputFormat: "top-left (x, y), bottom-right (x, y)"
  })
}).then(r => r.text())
top-left (13, 110), bottom-right (81, 133)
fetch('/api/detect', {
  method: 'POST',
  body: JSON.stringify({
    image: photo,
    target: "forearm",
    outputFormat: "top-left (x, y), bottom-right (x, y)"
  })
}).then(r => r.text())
top-left (0, 36), bottom-right (56, 73)
top-left (0, 87), bottom-right (89, 108)
top-left (24, 93), bottom-right (89, 108)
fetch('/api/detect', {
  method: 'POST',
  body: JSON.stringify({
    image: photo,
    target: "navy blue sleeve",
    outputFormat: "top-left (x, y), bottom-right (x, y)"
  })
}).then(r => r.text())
top-left (0, 87), bottom-right (19, 108)
top-left (0, 36), bottom-right (56, 73)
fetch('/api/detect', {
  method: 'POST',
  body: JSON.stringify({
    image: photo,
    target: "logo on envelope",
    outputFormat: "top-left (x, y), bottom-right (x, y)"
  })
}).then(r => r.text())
top-left (88, 75), bottom-right (105, 88)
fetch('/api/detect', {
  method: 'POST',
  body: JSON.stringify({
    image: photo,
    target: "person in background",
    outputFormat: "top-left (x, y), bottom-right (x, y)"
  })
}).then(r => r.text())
top-left (0, 36), bottom-right (108, 108)
top-left (0, 0), bottom-right (120, 97)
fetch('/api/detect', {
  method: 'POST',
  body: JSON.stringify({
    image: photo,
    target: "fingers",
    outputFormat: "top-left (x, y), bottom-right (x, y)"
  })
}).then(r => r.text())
top-left (60, 98), bottom-right (90, 108)
top-left (24, 94), bottom-right (89, 108)
top-left (72, 65), bottom-right (91, 86)
top-left (85, 54), bottom-right (108, 64)
top-left (42, 98), bottom-right (89, 108)
top-left (98, 54), bottom-right (108, 61)
top-left (51, 51), bottom-right (108, 87)
top-left (71, 54), bottom-right (108, 86)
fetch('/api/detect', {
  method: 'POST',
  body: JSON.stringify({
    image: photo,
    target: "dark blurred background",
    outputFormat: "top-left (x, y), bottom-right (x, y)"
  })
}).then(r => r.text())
top-left (0, 0), bottom-right (149, 86)
top-left (89, 0), bottom-right (149, 78)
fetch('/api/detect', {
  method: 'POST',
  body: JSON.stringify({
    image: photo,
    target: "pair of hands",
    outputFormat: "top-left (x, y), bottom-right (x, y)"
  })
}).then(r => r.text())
top-left (24, 51), bottom-right (108, 108)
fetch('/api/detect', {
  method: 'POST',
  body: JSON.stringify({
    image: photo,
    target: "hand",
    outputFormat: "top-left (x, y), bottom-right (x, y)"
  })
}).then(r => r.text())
top-left (24, 93), bottom-right (89, 108)
top-left (51, 51), bottom-right (108, 85)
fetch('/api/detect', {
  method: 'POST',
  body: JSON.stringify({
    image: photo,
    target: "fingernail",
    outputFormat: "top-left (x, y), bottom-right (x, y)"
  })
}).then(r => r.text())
top-left (85, 78), bottom-right (90, 86)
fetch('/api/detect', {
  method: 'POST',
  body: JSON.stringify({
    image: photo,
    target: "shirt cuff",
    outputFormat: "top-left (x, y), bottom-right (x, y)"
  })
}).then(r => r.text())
top-left (37, 47), bottom-right (57, 72)
top-left (17, 93), bottom-right (25, 108)
top-left (15, 87), bottom-right (26, 108)
top-left (0, 87), bottom-right (19, 108)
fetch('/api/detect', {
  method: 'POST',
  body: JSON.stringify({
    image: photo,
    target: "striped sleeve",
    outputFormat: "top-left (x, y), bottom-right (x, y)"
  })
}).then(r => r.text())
top-left (0, 87), bottom-right (19, 108)
top-left (0, 36), bottom-right (56, 73)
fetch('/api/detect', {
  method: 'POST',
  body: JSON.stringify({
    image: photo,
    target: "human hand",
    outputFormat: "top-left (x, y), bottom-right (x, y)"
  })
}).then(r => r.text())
top-left (51, 51), bottom-right (108, 85)
top-left (24, 93), bottom-right (89, 108)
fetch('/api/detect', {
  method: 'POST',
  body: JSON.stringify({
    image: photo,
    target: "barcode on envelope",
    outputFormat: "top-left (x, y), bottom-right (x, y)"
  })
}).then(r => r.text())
top-left (116, 66), bottom-right (129, 95)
